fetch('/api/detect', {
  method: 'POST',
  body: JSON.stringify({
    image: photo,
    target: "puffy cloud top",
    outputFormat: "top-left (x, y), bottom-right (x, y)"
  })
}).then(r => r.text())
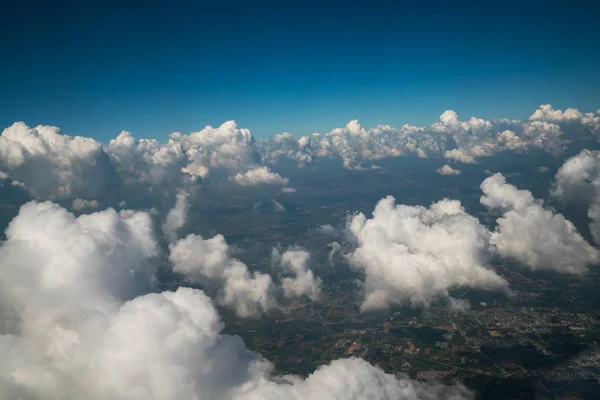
top-left (230, 166), bottom-right (289, 186)
top-left (0, 122), bottom-right (113, 198)
top-left (437, 164), bottom-right (462, 175)
top-left (551, 149), bottom-right (600, 244)
top-left (260, 104), bottom-right (599, 170)
top-left (347, 196), bottom-right (508, 309)
top-left (482, 173), bottom-right (599, 274)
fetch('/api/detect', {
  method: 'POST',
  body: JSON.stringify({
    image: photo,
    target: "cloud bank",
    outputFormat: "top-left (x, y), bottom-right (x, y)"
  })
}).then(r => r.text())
top-left (2, 104), bottom-right (599, 200)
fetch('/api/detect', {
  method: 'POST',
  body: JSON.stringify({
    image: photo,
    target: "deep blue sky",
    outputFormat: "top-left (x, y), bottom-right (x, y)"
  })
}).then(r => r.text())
top-left (2, 0), bottom-right (599, 141)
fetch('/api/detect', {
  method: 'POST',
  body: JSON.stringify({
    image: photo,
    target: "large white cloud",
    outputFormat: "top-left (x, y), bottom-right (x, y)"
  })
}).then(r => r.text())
top-left (0, 122), bottom-right (114, 199)
top-left (0, 202), bottom-right (473, 400)
top-left (346, 196), bottom-right (508, 309)
top-left (0, 201), bottom-right (158, 336)
top-left (108, 122), bottom-right (289, 187)
top-left (551, 149), bottom-right (600, 244)
top-left (481, 173), bottom-right (599, 274)
top-left (258, 132), bottom-right (315, 167)
top-left (551, 149), bottom-right (600, 206)
top-left (107, 130), bottom-right (187, 185)
top-left (530, 104), bottom-right (600, 139)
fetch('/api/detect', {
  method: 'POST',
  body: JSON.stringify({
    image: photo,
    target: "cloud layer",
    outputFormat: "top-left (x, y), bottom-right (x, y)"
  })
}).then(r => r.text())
top-left (2, 104), bottom-right (599, 200)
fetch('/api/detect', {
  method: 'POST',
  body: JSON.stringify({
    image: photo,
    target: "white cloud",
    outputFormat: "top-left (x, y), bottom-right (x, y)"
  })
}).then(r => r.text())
top-left (551, 149), bottom-right (600, 206)
top-left (530, 104), bottom-right (600, 139)
top-left (169, 233), bottom-right (277, 317)
top-left (535, 166), bottom-right (550, 173)
top-left (230, 166), bottom-right (289, 186)
top-left (282, 187), bottom-right (296, 193)
top-left (437, 164), bottom-right (462, 175)
top-left (0, 201), bottom-right (158, 334)
top-left (481, 173), bottom-right (599, 274)
top-left (0, 122), bottom-right (113, 199)
top-left (272, 248), bottom-right (322, 301)
top-left (0, 201), bottom-right (473, 400)
top-left (107, 130), bottom-right (187, 185)
top-left (162, 191), bottom-right (190, 241)
top-left (444, 149), bottom-right (477, 164)
top-left (346, 196), bottom-right (508, 309)
top-left (72, 198), bottom-right (99, 210)
top-left (551, 149), bottom-right (600, 245)
top-left (259, 132), bottom-right (315, 167)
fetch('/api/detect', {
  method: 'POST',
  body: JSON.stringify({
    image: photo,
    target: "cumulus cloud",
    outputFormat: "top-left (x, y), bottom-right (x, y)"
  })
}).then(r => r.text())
top-left (0, 122), bottom-right (114, 199)
top-left (535, 166), bottom-right (550, 173)
top-left (162, 191), bottom-right (190, 241)
top-left (444, 149), bottom-right (477, 164)
top-left (282, 187), bottom-right (296, 193)
top-left (529, 104), bottom-right (600, 139)
top-left (107, 130), bottom-right (187, 185)
top-left (437, 164), bottom-right (462, 175)
top-left (551, 149), bottom-right (600, 206)
top-left (0, 201), bottom-right (158, 335)
top-left (71, 198), bottom-right (99, 210)
top-left (168, 233), bottom-right (277, 317)
top-left (346, 196), bottom-right (508, 309)
top-left (272, 248), bottom-right (322, 301)
top-left (258, 132), bottom-right (315, 167)
top-left (551, 149), bottom-right (600, 244)
top-left (481, 173), bottom-right (599, 274)
top-left (230, 166), bottom-right (289, 186)
top-left (108, 122), bottom-right (291, 187)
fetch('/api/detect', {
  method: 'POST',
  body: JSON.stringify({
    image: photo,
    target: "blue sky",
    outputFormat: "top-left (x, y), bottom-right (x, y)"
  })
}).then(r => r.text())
top-left (1, 0), bottom-right (599, 142)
